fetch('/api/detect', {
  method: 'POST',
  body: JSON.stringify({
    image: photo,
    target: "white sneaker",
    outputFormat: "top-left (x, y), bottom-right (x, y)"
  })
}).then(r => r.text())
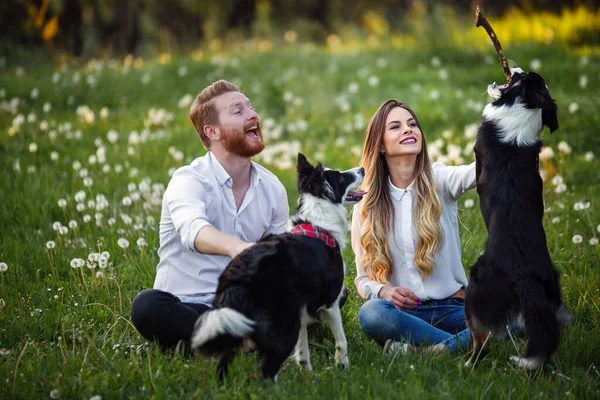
top-left (383, 339), bottom-right (410, 356)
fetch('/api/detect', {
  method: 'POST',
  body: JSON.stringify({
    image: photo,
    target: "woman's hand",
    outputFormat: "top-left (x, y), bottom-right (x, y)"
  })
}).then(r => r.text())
top-left (379, 286), bottom-right (421, 310)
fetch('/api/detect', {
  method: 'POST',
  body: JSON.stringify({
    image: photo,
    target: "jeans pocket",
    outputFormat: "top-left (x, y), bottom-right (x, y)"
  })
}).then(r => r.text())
top-left (448, 298), bottom-right (465, 306)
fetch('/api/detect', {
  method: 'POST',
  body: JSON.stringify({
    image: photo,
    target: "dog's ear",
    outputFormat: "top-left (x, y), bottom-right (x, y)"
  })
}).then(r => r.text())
top-left (297, 153), bottom-right (313, 173)
top-left (523, 75), bottom-right (559, 134)
top-left (540, 94), bottom-right (558, 133)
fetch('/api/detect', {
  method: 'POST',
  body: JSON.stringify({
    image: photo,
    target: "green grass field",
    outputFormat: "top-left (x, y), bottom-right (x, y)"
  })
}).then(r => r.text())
top-left (0, 39), bottom-right (599, 399)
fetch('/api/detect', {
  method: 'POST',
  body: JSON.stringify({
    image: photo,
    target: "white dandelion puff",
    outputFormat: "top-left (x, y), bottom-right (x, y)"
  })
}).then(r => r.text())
top-left (117, 238), bottom-right (129, 249)
top-left (0, 262), bottom-right (7, 272)
top-left (46, 241), bottom-right (56, 249)
top-left (590, 237), bottom-right (599, 246)
top-left (572, 234), bottom-right (583, 244)
top-left (464, 199), bottom-right (475, 208)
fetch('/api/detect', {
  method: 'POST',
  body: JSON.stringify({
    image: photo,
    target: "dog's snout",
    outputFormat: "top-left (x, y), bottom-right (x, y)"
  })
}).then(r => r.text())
top-left (358, 167), bottom-right (365, 176)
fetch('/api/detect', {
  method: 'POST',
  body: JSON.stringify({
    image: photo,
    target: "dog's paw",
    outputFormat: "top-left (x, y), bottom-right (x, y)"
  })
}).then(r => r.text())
top-left (335, 351), bottom-right (350, 370)
top-left (510, 355), bottom-right (543, 370)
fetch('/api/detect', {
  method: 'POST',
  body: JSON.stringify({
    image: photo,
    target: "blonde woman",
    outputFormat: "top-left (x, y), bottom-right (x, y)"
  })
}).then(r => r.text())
top-left (351, 100), bottom-right (476, 355)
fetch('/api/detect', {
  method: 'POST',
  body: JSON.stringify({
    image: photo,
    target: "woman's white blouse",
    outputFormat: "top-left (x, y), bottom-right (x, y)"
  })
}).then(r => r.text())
top-left (352, 162), bottom-right (476, 301)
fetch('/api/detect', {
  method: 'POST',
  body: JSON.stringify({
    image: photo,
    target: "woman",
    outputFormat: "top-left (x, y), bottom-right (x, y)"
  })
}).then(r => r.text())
top-left (351, 100), bottom-right (476, 355)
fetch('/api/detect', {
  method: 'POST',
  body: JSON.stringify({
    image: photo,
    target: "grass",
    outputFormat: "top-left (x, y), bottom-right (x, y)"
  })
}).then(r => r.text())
top-left (0, 36), bottom-right (599, 399)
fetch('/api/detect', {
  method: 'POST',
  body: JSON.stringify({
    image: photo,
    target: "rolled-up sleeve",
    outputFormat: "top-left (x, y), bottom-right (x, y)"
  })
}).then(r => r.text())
top-left (351, 204), bottom-right (385, 300)
top-left (434, 162), bottom-right (476, 200)
top-left (265, 184), bottom-right (290, 236)
top-left (165, 170), bottom-right (213, 252)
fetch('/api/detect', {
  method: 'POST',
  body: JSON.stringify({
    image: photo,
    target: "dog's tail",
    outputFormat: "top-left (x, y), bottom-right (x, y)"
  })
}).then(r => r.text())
top-left (190, 307), bottom-right (255, 357)
top-left (511, 281), bottom-right (563, 369)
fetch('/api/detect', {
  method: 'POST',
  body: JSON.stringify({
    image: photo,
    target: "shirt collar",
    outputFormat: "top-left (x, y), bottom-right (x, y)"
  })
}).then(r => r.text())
top-left (388, 175), bottom-right (415, 202)
top-left (208, 152), bottom-right (261, 187)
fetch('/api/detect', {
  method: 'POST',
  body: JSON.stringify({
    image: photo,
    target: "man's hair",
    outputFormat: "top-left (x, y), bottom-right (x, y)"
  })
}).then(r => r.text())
top-left (189, 80), bottom-right (240, 149)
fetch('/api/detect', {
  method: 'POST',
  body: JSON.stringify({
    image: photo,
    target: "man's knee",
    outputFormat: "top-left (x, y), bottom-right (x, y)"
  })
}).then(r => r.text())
top-left (131, 289), bottom-right (173, 329)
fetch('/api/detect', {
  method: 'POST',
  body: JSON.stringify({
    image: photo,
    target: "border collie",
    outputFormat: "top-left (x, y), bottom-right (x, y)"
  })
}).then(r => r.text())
top-left (464, 68), bottom-right (571, 369)
top-left (190, 153), bottom-right (365, 380)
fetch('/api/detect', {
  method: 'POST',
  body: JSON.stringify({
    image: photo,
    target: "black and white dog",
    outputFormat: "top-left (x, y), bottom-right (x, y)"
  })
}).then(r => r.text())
top-left (465, 68), bottom-right (570, 369)
top-left (190, 153), bottom-right (365, 380)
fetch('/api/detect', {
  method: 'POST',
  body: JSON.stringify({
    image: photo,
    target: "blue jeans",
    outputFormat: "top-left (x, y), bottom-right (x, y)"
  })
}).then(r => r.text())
top-left (358, 298), bottom-right (471, 354)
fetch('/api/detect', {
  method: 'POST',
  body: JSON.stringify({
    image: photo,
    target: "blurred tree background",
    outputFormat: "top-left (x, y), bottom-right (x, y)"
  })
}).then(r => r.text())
top-left (1, 0), bottom-right (598, 58)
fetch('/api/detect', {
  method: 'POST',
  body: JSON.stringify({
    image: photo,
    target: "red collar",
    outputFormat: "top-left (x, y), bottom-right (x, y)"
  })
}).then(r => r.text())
top-left (290, 223), bottom-right (337, 248)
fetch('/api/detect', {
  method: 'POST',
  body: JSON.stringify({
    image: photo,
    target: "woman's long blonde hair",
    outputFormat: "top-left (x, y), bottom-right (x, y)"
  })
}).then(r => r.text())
top-left (359, 100), bottom-right (442, 282)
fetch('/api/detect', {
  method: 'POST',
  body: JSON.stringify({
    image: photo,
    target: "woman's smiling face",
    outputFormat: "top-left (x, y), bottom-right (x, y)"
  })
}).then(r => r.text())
top-left (382, 106), bottom-right (422, 157)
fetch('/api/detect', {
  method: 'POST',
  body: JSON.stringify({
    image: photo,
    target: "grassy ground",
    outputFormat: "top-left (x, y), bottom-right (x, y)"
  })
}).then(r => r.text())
top-left (0, 38), bottom-right (599, 399)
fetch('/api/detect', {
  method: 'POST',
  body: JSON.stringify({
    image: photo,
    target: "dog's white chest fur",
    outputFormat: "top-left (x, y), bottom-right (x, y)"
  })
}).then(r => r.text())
top-left (483, 101), bottom-right (542, 146)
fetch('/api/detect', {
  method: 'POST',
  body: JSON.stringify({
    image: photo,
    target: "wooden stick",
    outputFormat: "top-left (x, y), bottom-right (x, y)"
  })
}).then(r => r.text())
top-left (475, 6), bottom-right (512, 84)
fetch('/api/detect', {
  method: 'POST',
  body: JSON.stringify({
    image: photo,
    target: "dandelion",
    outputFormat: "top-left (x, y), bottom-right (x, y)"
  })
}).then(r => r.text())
top-left (568, 102), bottom-right (579, 114)
top-left (584, 152), bottom-right (594, 162)
top-left (29, 143), bottom-right (38, 153)
top-left (572, 234), bottom-right (583, 244)
top-left (107, 130), bottom-right (119, 144)
top-left (117, 238), bottom-right (129, 249)
top-left (0, 348), bottom-right (10, 356)
top-left (101, 251), bottom-right (110, 259)
top-left (70, 258), bottom-right (85, 268)
top-left (59, 226), bottom-right (68, 235)
top-left (178, 94), bottom-right (193, 109)
top-left (430, 56), bottom-right (441, 67)
top-left (46, 241), bottom-right (56, 249)
top-left (0, 263), bottom-right (7, 272)
top-left (554, 183), bottom-right (566, 193)
top-left (68, 220), bottom-right (78, 229)
top-left (100, 107), bottom-right (109, 119)
top-left (137, 237), bottom-right (148, 249)
top-left (83, 177), bottom-right (93, 187)
top-left (177, 66), bottom-right (188, 77)
top-left (72, 160), bottom-right (82, 171)
top-left (57, 199), bottom-right (67, 208)
top-left (551, 217), bottom-right (560, 224)
top-left (74, 190), bottom-right (86, 202)
top-left (429, 90), bottom-right (440, 100)
top-left (529, 59), bottom-right (542, 71)
top-left (464, 199), bottom-right (475, 208)
top-left (438, 69), bottom-right (448, 80)
top-left (557, 141), bottom-right (572, 155)
top-left (579, 75), bottom-right (588, 89)
top-left (590, 238), bottom-right (599, 246)
top-left (31, 87), bottom-right (39, 99)
top-left (50, 151), bottom-right (59, 161)
top-left (98, 256), bottom-right (108, 269)
top-left (574, 201), bottom-right (590, 211)
top-left (50, 389), bottom-right (59, 399)
top-left (368, 76), bottom-right (380, 87)
top-left (348, 82), bottom-right (359, 93)
top-left (551, 175), bottom-right (563, 186)
top-left (96, 271), bottom-right (104, 279)
top-left (83, 215), bottom-right (91, 223)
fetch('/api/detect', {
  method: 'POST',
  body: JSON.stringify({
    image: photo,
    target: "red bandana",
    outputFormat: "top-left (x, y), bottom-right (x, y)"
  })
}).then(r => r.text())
top-left (290, 223), bottom-right (337, 248)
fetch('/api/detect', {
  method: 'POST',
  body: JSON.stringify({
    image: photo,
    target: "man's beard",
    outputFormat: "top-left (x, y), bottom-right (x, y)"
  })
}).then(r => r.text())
top-left (220, 126), bottom-right (265, 158)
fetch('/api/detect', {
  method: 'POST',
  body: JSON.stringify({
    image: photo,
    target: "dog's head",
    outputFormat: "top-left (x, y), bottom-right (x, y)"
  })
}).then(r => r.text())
top-left (487, 68), bottom-right (558, 134)
top-left (296, 153), bottom-right (365, 205)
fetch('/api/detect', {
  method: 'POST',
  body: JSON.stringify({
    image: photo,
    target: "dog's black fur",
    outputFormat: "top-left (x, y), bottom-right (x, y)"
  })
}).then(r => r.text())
top-left (465, 70), bottom-right (570, 369)
top-left (190, 153), bottom-right (364, 380)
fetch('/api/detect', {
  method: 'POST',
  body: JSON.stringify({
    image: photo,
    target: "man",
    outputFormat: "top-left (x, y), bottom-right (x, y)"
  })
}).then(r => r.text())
top-left (131, 80), bottom-right (290, 353)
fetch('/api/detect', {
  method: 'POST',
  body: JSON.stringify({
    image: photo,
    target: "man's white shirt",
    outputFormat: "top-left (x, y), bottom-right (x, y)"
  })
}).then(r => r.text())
top-left (154, 151), bottom-right (289, 305)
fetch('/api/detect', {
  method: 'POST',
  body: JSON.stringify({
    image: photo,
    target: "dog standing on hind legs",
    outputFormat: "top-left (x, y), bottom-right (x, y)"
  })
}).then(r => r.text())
top-left (190, 153), bottom-right (365, 380)
top-left (464, 67), bottom-right (571, 370)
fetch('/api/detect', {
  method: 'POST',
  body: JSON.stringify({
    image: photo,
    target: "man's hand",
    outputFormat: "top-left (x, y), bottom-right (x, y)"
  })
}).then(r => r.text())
top-left (379, 286), bottom-right (421, 310)
top-left (227, 241), bottom-right (255, 259)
